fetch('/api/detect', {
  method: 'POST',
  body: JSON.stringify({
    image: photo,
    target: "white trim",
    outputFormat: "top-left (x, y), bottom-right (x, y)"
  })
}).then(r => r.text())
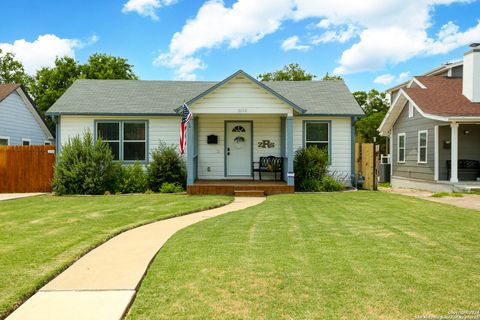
top-left (434, 125), bottom-right (439, 181)
top-left (0, 136), bottom-right (10, 146)
top-left (44, 141), bottom-right (52, 145)
top-left (397, 133), bottom-right (406, 163)
top-left (417, 130), bottom-right (428, 164)
top-left (22, 138), bottom-right (32, 146)
top-left (378, 89), bottom-right (450, 135)
top-left (407, 77), bottom-right (427, 89)
top-left (408, 103), bottom-right (414, 118)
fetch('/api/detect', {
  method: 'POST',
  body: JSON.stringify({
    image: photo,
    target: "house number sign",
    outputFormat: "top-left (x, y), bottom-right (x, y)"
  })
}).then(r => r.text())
top-left (258, 140), bottom-right (275, 148)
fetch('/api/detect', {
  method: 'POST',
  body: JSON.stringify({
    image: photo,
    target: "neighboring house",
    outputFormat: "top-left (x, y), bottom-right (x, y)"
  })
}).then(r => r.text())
top-left (0, 84), bottom-right (54, 146)
top-left (46, 70), bottom-right (363, 193)
top-left (379, 44), bottom-right (480, 192)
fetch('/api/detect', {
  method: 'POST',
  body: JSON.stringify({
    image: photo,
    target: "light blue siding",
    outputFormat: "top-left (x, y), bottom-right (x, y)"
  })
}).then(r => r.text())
top-left (0, 91), bottom-right (52, 145)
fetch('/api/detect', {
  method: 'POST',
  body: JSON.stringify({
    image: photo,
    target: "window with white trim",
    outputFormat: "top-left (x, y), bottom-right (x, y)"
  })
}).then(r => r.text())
top-left (304, 121), bottom-right (329, 152)
top-left (397, 133), bottom-right (406, 163)
top-left (0, 136), bottom-right (9, 146)
top-left (96, 121), bottom-right (147, 161)
top-left (22, 139), bottom-right (31, 146)
top-left (44, 141), bottom-right (52, 146)
top-left (418, 130), bottom-right (428, 163)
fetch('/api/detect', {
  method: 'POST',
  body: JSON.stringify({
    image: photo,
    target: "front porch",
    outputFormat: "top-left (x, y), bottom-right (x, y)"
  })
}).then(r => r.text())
top-left (185, 114), bottom-right (296, 195)
top-left (187, 179), bottom-right (295, 196)
top-left (437, 123), bottom-right (480, 183)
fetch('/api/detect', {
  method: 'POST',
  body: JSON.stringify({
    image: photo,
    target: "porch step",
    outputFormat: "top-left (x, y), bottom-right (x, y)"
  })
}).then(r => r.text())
top-left (234, 190), bottom-right (265, 197)
top-left (453, 184), bottom-right (480, 193)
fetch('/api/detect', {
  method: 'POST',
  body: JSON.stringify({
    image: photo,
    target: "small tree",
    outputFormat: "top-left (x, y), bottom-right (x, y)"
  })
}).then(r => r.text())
top-left (353, 89), bottom-right (389, 153)
top-left (147, 143), bottom-right (186, 192)
top-left (52, 131), bottom-right (118, 195)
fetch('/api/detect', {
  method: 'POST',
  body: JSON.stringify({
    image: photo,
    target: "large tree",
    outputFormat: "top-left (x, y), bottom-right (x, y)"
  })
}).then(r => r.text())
top-left (82, 53), bottom-right (138, 80)
top-left (0, 49), bottom-right (32, 86)
top-left (30, 57), bottom-right (82, 116)
top-left (353, 89), bottom-right (390, 153)
top-left (258, 63), bottom-right (315, 81)
top-left (29, 53), bottom-right (139, 122)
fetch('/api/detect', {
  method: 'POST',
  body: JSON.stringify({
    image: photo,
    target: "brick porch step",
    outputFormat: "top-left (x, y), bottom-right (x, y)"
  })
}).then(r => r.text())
top-left (234, 190), bottom-right (265, 197)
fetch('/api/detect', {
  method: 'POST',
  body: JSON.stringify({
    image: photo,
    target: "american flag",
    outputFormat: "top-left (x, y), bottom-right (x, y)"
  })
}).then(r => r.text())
top-left (179, 103), bottom-right (192, 155)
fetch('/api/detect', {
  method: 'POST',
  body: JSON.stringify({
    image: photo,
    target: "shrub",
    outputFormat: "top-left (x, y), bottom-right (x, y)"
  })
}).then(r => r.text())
top-left (298, 178), bottom-right (322, 192)
top-left (320, 175), bottom-right (345, 192)
top-left (120, 161), bottom-right (148, 193)
top-left (147, 143), bottom-right (187, 192)
top-left (294, 146), bottom-right (329, 191)
top-left (159, 182), bottom-right (184, 193)
top-left (52, 131), bottom-right (118, 195)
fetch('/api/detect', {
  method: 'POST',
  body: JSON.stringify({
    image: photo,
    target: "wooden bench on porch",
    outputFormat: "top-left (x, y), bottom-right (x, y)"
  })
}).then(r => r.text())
top-left (447, 159), bottom-right (480, 180)
top-left (252, 156), bottom-right (284, 181)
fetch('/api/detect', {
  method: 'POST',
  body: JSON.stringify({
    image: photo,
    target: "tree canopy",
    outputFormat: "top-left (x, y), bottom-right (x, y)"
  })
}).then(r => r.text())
top-left (29, 54), bottom-right (138, 117)
top-left (353, 89), bottom-right (390, 153)
top-left (82, 53), bottom-right (138, 80)
top-left (0, 49), bottom-right (32, 86)
top-left (258, 63), bottom-right (315, 81)
top-left (321, 72), bottom-right (343, 80)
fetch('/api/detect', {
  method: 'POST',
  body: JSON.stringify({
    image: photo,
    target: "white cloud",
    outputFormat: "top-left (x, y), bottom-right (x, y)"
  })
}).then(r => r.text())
top-left (374, 71), bottom-right (411, 85)
top-left (157, 0), bottom-right (480, 78)
top-left (281, 36), bottom-right (310, 51)
top-left (122, 0), bottom-right (176, 20)
top-left (311, 24), bottom-right (358, 44)
top-left (374, 74), bottom-right (396, 85)
top-left (155, 0), bottom-right (293, 79)
top-left (0, 34), bottom-right (98, 75)
top-left (397, 71), bottom-right (410, 83)
top-left (316, 19), bottom-right (332, 29)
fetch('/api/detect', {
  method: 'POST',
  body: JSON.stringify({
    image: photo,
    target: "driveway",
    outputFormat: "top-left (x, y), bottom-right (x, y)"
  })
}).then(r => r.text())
top-left (0, 193), bottom-right (46, 201)
top-left (381, 187), bottom-right (480, 211)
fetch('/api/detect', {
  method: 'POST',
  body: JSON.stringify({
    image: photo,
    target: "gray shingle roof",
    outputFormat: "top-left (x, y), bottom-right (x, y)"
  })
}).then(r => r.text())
top-left (47, 77), bottom-right (363, 116)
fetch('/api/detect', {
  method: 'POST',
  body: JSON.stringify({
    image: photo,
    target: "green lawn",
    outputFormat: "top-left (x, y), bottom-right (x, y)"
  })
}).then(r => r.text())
top-left (127, 192), bottom-right (480, 320)
top-left (0, 194), bottom-right (231, 318)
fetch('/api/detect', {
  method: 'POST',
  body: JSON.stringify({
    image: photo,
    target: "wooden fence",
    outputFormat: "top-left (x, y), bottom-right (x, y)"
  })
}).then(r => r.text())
top-left (0, 146), bottom-right (55, 193)
top-left (354, 143), bottom-right (379, 190)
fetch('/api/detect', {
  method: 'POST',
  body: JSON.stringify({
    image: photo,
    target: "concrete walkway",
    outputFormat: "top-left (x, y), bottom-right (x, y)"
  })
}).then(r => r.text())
top-left (381, 187), bottom-right (480, 211)
top-left (0, 193), bottom-right (45, 201)
top-left (7, 197), bottom-right (265, 320)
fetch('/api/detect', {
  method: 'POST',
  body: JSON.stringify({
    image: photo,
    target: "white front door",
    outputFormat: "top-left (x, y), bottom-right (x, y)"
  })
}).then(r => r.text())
top-left (226, 121), bottom-right (252, 177)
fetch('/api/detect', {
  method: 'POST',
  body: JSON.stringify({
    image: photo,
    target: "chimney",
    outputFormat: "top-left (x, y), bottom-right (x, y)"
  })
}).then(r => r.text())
top-left (463, 43), bottom-right (480, 102)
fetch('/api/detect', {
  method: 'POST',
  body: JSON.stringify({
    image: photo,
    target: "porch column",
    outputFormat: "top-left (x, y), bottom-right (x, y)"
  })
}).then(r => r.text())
top-left (286, 116), bottom-right (294, 186)
top-left (434, 125), bottom-right (439, 181)
top-left (450, 122), bottom-right (459, 183)
top-left (186, 117), bottom-right (195, 185)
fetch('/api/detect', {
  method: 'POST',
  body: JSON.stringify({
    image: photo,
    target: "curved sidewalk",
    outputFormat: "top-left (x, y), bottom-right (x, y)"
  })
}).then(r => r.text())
top-left (7, 196), bottom-right (265, 320)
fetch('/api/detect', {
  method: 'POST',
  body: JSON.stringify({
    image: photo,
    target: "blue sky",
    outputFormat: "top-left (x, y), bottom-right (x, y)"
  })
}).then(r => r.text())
top-left (1, 0), bottom-right (480, 92)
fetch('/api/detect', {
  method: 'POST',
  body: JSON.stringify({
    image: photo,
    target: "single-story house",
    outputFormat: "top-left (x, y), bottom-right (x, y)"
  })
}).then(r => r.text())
top-left (379, 44), bottom-right (480, 192)
top-left (46, 70), bottom-right (363, 194)
top-left (0, 84), bottom-right (54, 146)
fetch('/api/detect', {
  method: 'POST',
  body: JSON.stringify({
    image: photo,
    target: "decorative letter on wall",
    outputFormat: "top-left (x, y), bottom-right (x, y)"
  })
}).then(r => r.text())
top-left (258, 140), bottom-right (275, 148)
